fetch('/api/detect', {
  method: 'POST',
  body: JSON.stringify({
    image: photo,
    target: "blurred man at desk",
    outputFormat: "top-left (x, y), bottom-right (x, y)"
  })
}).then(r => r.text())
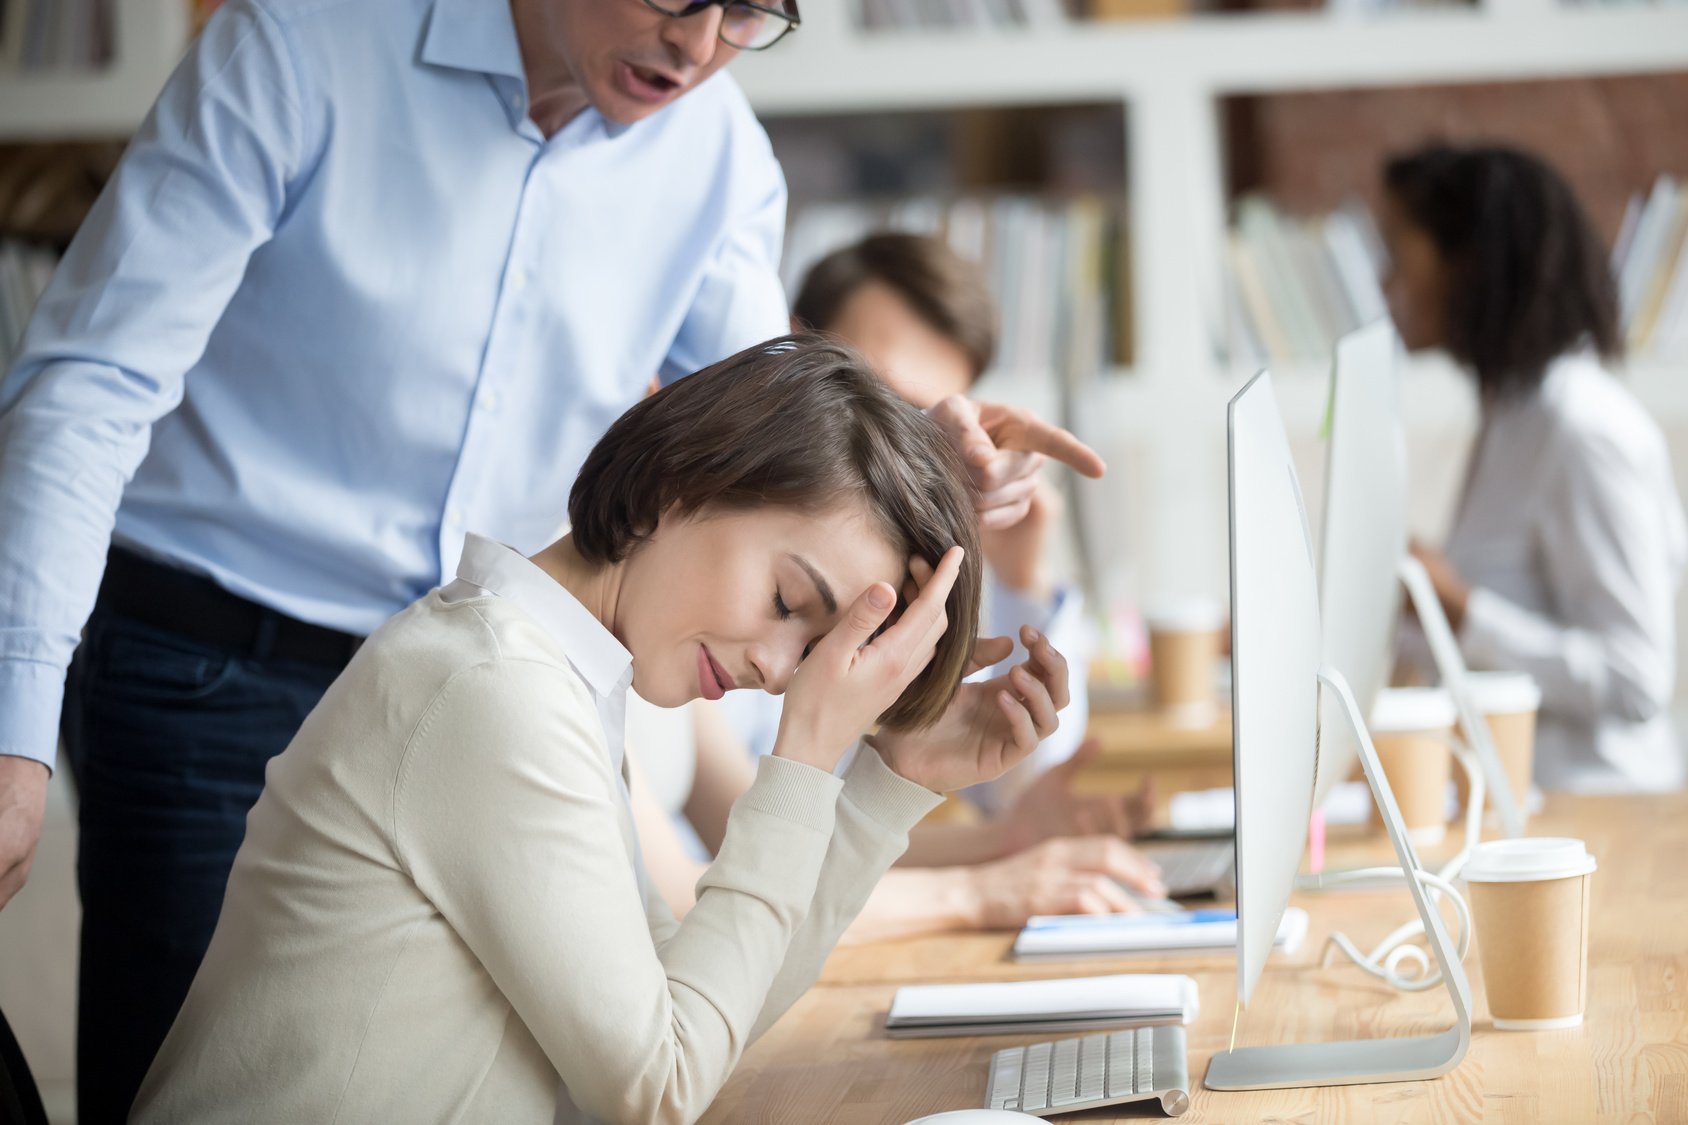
top-left (0, 1), bottom-right (1098, 1117)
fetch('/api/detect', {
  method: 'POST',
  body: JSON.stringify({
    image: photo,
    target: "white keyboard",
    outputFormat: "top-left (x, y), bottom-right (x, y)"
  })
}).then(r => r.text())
top-left (1137, 839), bottom-right (1234, 898)
top-left (983, 1024), bottom-right (1191, 1117)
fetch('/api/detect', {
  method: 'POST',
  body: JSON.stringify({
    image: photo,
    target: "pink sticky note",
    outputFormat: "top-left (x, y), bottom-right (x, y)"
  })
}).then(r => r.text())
top-left (1308, 809), bottom-right (1326, 874)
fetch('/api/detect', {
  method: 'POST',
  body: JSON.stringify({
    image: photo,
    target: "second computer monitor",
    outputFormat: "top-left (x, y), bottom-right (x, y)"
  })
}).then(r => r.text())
top-left (1314, 320), bottom-right (1407, 811)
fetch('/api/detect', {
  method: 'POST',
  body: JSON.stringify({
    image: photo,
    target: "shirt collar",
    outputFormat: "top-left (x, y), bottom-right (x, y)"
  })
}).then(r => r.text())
top-left (420, 0), bottom-right (526, 82)
top-left (454, 534), bottom-right (633, 701)
top-left (419, 0), bottom-right (634, 143)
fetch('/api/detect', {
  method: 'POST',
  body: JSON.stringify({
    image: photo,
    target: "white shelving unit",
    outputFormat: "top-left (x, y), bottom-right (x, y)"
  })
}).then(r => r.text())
top-left (5, 0), bottom-right (1688, 625)
top-left (738, 1), bottom-right (1688, 612)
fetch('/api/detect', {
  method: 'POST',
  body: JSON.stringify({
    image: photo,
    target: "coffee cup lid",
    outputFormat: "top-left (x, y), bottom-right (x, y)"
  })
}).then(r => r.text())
top-left (1462, 837), bottom-right (1597, 883)
top-left (1144, 596), bottom-right (1224, 632)
top-left (1462, 671), bottom-right (1542, 715)
top-left (1369, 687), bottom-right (1457, 733)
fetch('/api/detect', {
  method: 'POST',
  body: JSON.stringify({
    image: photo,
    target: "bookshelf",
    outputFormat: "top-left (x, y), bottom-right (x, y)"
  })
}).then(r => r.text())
top-left (4, 0), bottom-right (1688, 647)
top-left (737, 1), bottom-right (1688, 620)
top-left (0, 0), bottom-right (187, 140)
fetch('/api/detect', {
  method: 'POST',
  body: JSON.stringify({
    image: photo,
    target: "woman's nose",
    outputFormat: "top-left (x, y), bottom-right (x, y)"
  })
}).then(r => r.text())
top-left (752, 642), bottom-right (802, 696)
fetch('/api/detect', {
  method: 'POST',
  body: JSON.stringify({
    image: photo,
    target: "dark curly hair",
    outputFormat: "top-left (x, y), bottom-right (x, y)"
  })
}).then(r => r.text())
top-left (1384, 143), bottom-right (1621, 399)
top-left (568, 333), bottom-right (982, 730)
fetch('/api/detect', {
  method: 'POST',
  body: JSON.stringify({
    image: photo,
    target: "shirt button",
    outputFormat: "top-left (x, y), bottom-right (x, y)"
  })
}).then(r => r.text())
top-left (510, 269), bottom-right (529, 292)
top-left (446, 508), bottom-right (464, 530)
top-left (479, 391), bottom-right (499, 412)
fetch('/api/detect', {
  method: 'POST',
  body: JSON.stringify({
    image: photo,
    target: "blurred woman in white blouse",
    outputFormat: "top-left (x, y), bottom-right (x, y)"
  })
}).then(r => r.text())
top-left (1382, 143), bottom-right (1687, 793)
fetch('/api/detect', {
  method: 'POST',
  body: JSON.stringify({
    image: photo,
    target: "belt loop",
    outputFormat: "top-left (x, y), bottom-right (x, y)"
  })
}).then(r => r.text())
top-left (253, 612), bottom-right (280, 661)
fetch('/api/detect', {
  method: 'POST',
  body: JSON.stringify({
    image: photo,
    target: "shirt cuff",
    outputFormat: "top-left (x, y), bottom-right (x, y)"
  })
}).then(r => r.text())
top-left (737, 753), bottom-right (845, 832)
top-left (0, 660), bottom-right (64, 774)
top-left (1459, 586), bottom-right (1536, 671)
top-left (990, 582), bottom-right (1065, 638)
top-left (840, 740), bottom-right (945, 833)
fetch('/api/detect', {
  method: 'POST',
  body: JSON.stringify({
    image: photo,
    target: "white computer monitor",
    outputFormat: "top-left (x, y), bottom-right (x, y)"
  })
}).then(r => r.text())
top-left (1313, 320), bottom-right (1406, 813)
top-left (1224, 368), bottom-right (1321, 1008)
top-left (1207, 369), bottom-right (1470, 1092)
top-left (1312, 320), bottom-right (1523, 837)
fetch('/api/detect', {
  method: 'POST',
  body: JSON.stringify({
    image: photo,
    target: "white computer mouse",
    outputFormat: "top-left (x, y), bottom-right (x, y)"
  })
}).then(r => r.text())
top-left (901, 1112), bottom-right (1045, 1124)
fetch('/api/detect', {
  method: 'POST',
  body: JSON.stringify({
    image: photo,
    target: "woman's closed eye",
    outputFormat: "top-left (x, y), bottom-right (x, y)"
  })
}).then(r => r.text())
top-left (774, 590), bottom-right (821, 660)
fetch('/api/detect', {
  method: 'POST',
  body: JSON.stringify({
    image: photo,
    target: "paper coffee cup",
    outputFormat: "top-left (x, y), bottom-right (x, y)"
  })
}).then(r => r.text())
top-left (1454, 672), bottom-right (1542, 823)
top-left (1145, 598), bottom-right (1223, 725)
top-left (1368, 687), bottom-right (1456, 846)
top-left (1464, 837), bottom-right (1596, 1030)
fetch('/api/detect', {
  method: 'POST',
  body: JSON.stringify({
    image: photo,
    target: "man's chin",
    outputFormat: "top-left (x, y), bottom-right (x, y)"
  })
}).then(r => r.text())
top-left (589, 76), bottom-right (683, 126)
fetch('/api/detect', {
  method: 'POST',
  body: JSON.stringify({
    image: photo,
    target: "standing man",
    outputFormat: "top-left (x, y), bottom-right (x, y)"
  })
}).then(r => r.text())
top-left (0, 0), bottom-right (1100, 1118)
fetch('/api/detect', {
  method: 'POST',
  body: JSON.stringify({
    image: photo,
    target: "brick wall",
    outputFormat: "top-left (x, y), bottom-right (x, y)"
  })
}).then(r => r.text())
top-left (1225, 72), bottom-right (1688, 244)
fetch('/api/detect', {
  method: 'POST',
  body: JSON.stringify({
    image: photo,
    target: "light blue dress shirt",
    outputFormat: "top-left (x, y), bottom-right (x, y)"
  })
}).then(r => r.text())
top-left (0, 0), bottom-right (789, 770)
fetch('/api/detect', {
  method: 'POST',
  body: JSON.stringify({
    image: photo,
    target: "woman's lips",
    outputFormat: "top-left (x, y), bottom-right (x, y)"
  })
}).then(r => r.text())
top-left (706, 647), bottom-right (737, 692)
top-left (697, 645), bottom-right (735, 701)
top-left (697, 645), bottom-right (722, 701)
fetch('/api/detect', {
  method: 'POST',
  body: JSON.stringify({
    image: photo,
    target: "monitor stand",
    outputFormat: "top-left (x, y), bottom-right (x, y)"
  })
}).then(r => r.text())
top-left (1203, 665), bottom-right (1472, 1092)
top-left (1397, 555), bottom-right (1525, 839)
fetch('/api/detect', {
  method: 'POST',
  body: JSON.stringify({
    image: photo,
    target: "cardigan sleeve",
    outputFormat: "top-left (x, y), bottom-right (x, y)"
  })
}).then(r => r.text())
top-left (393, 658), bottom-right (846, 1125)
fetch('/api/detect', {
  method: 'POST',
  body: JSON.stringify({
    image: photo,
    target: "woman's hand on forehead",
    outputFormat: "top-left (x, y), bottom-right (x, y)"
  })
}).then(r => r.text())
top-left (771, 546), bottom-right (964, 772)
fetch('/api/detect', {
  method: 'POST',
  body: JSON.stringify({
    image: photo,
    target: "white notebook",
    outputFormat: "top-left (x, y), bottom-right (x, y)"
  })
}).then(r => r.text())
top-left (884, 973), bottom-right (1198, 1039)
top-left (1012, 906), bottom-right (1309, 961)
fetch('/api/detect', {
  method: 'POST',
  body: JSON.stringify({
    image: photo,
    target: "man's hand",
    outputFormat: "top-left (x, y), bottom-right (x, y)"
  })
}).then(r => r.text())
top-left (998, 738), bottom-right (1154, 856)
top-left (1408, 540), bottom-right (1471, 632)
top-left (963, 835), bottom-right (1167, 929)
top-left (979, 479), bottom-right (1060, 597)
top-left (927, 397), bottom-right (1105, 532)
top-left (0, 756), bottom-right (50, 911)
top-left (872, 623), bottom-right (1068, 793)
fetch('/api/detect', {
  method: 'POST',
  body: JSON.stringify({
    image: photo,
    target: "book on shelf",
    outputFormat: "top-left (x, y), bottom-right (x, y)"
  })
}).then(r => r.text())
top-left (1224, 194), bottom-right (1388, 371)
top-left (1616, 176), bottom-right (1688, 358)
top-left (0, 239), bottom-right (57, 365)
top-left (784, 193), bottom-right (1131, 384)
top-left (858, 0), bottom-right (1086, 30)
top-left (1229, 177), bottom-right (1688, 371)
top-left (1, 0), bottom-right (111, 72)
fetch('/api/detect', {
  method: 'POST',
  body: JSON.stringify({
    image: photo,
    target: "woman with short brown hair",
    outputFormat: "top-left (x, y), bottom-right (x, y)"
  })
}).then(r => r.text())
top-left (133, 335), bottom-right (1073, 1123)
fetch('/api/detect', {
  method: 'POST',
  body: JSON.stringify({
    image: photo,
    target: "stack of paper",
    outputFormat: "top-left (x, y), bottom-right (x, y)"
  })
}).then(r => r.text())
top-left (884, 973), bottom-right (1197, 1039)
top-left (1012, 906), bottom-right (1309, 961)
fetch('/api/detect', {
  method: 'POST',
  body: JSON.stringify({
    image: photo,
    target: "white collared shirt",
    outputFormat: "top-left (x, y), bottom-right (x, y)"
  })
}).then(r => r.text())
top-left (447, 533), bottom-right (635, 793)
top-left (1408, 353), bottom-right (1687, 792)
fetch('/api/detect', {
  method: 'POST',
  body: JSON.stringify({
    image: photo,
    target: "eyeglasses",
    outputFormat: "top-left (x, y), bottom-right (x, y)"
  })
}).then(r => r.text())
top-left (638, 0), bottom-right (801, 51)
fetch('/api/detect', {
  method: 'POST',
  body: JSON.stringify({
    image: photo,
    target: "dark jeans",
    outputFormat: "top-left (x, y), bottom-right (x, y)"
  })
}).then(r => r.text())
top-left (61, 606), bottom-right (340, 1124)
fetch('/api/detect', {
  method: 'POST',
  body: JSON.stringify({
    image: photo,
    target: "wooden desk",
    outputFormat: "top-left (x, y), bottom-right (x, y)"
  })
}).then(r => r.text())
top-left (701, 795), bottom-right (1688, 1124)
top-left (1074, 704), bottom-right (1234, 813)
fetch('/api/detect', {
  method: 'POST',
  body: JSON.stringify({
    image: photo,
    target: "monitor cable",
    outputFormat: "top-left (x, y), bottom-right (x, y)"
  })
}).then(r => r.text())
top-left (1302, 735), bottom-right (1483, 992)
